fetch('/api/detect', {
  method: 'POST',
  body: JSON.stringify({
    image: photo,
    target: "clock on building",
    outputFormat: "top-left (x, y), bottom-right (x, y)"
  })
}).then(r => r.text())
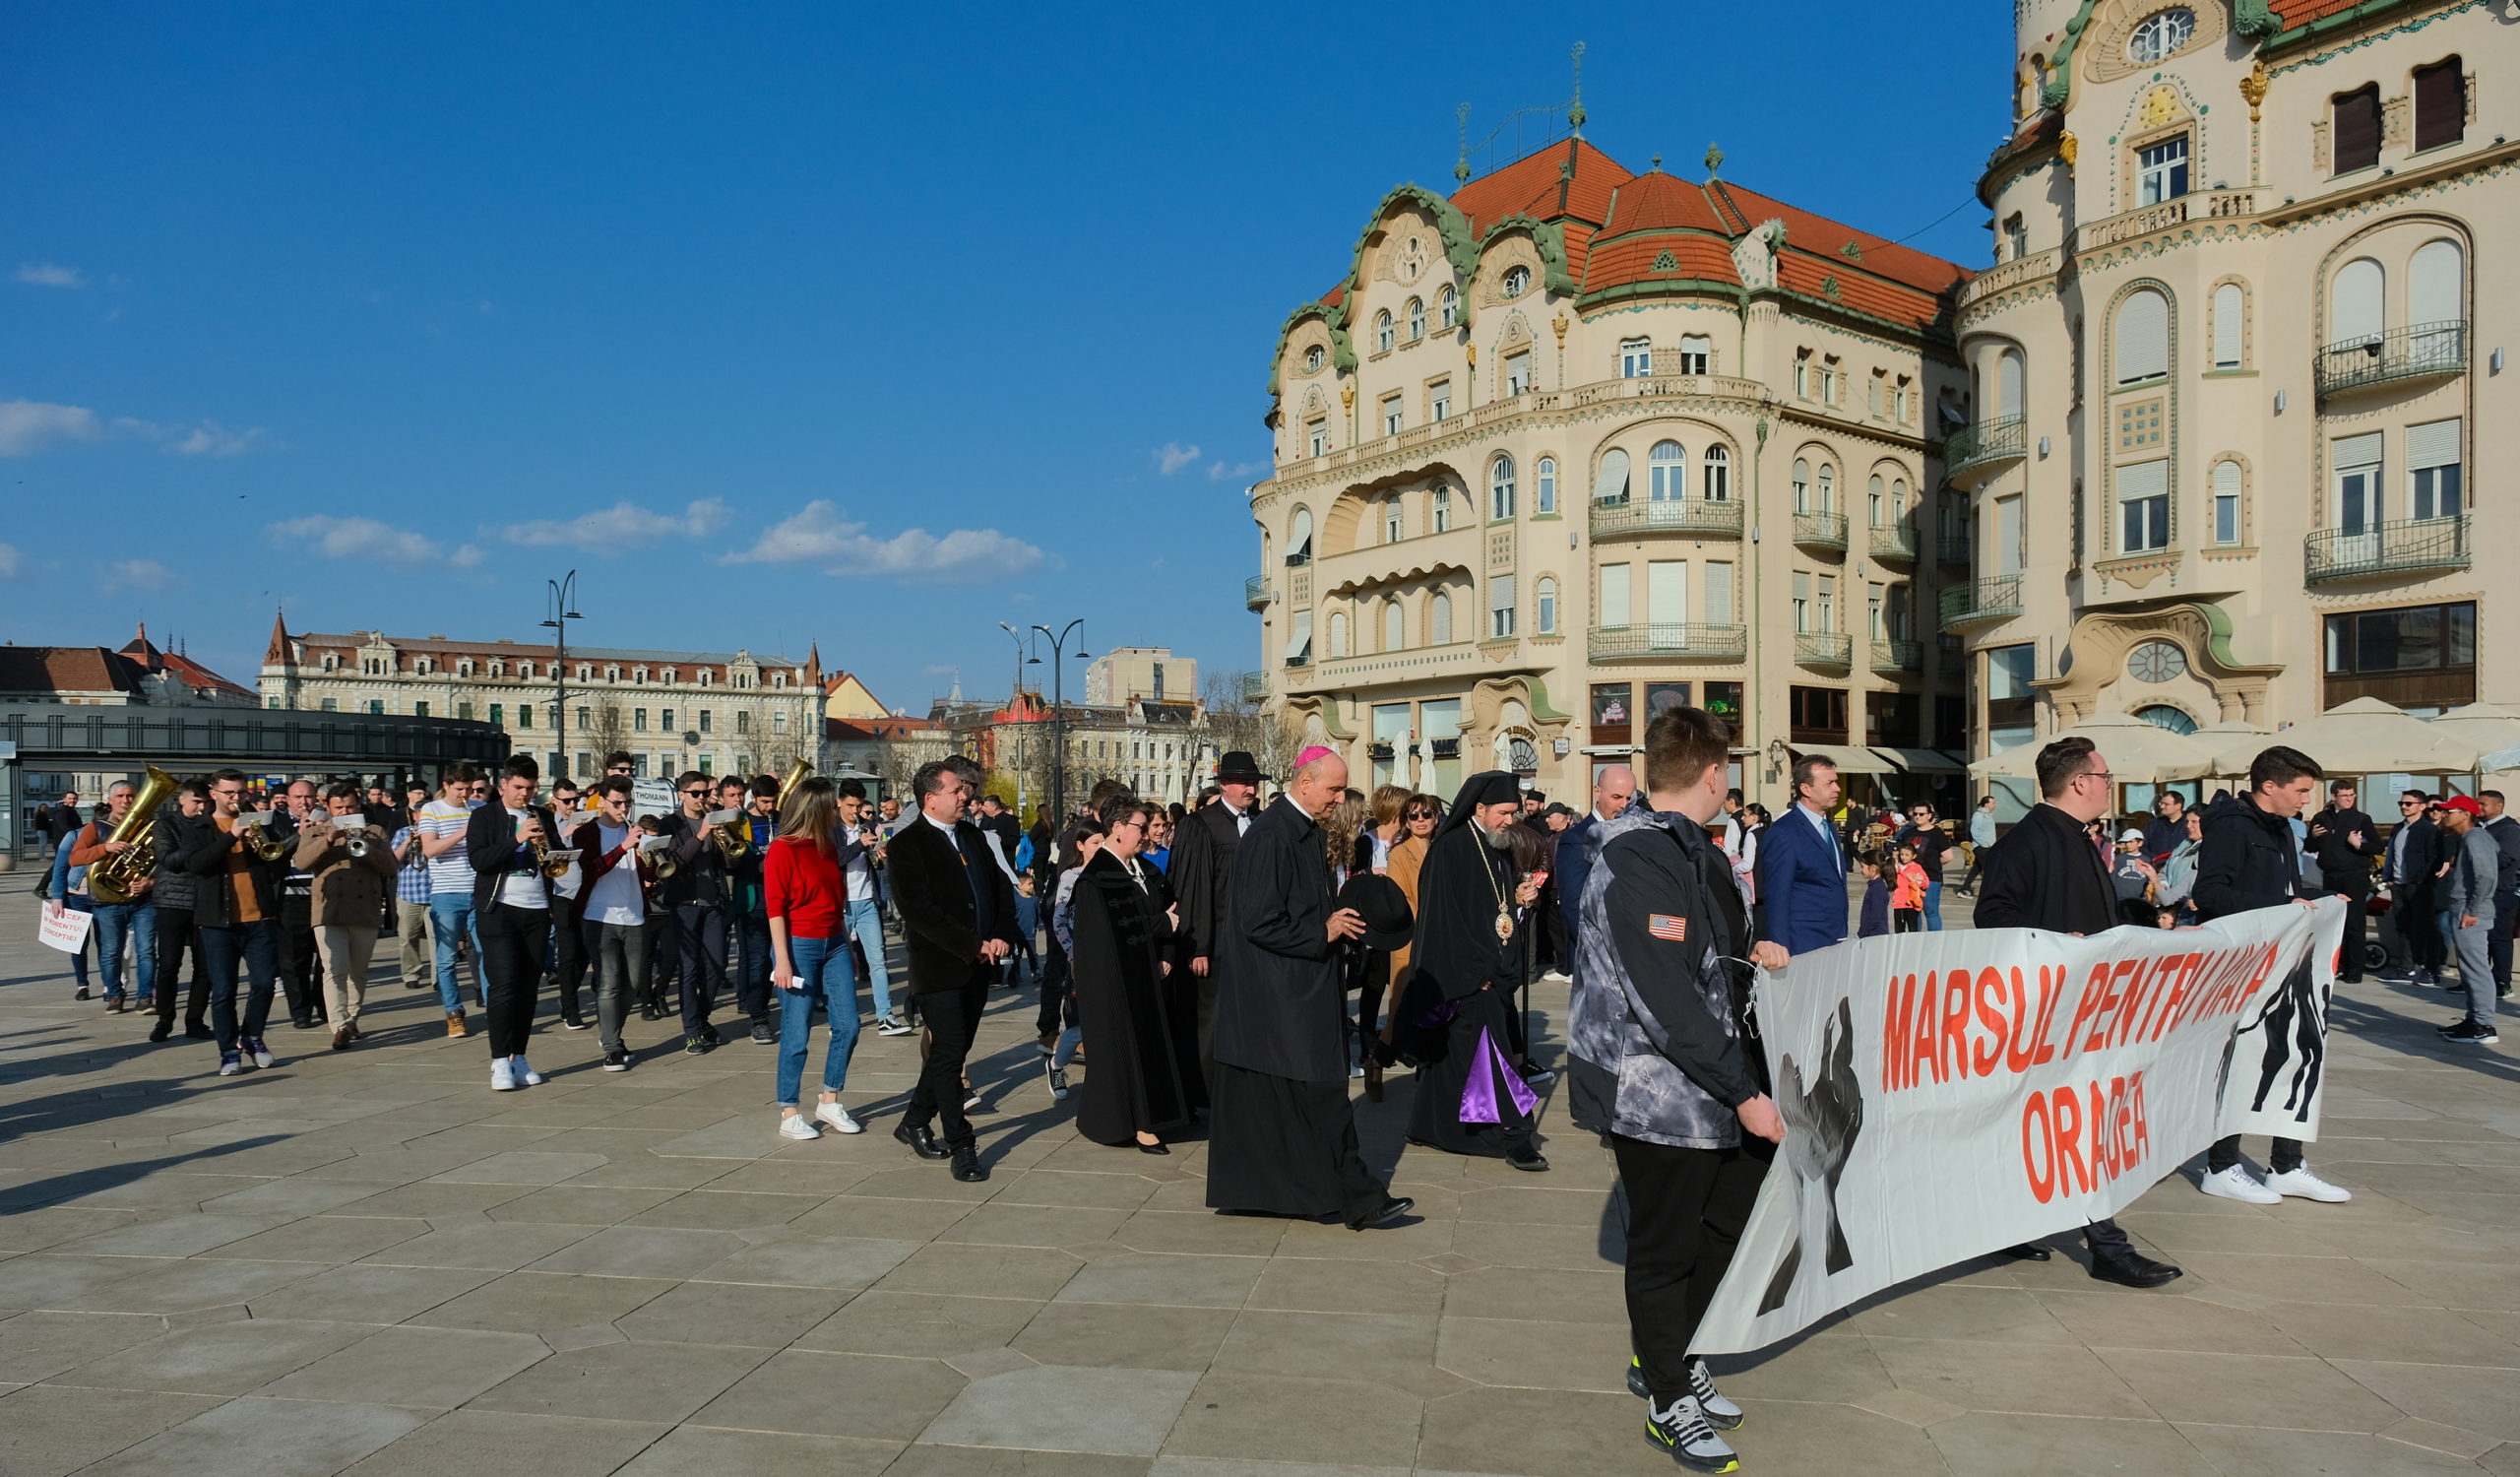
top-left (2127, 640), bottom-right (2186, 683)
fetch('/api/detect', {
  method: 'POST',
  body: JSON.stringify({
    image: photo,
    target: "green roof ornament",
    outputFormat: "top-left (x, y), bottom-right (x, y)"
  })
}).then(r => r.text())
top-left (1566, 41), bottom-right (1586, 135)
top-left (1703, 143), bottom-right (1724, 179)
top-left (1841, 239), bottom-right (1863, 260)
top-left (1652, 249), bottom-right (1679, 271)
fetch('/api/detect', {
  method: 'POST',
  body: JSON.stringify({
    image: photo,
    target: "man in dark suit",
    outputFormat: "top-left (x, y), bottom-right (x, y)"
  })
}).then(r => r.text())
top-left (886, 758), bottom-right (1016, 1183)
top-left (1975, 735), bottom-right (2182, 1290)
top-left (1754, 757), bottom-right (1849, 957)
top-left (1554, 765), bottom-right (1636, 965)
top-left (2306, 781), bottom-right (2383, 984)
top-left (1167, 750), bottom-right (1265, 1071)
top-left (2380, 789), bottom-right (2443, 984)
top-left (464, 755), bottom-right (561, 1092)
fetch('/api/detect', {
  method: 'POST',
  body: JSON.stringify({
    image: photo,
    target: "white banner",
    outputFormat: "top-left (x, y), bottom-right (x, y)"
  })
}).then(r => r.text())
top-left (1693, 899), bottom-right (2347, 1355)
top-left (38, 903), bottom-right (94, 954)
top-left (632, 779), bottom-right (678, 825)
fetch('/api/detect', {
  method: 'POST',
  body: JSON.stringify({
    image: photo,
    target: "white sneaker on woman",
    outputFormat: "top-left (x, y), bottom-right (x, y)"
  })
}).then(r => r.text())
top-left (2263, 1166), bottom-right (2352, 1202)
top-left (778, 1114), bottom-right (820, 1141)
top-left (513, 1056), bottom-right (542, 1086)
top-left (814, 1101), bottom-right (863, 1134)
top-left (2198, 1165), bottom-right (2281, 1204)
top-left (490, 1059), bottom-right (518, 1092)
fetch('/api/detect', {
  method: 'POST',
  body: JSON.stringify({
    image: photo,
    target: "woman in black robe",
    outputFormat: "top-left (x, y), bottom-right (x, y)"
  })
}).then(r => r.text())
top-left (1397, 771), bottom-right (1549, 1171)
top-left (1068, 796), bottom-right (1191, 1153)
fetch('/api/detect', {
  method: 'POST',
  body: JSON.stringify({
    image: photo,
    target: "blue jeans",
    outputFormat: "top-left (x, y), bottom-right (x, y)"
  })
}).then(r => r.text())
top-left (429, 894), bottom-right (483, 1011)
top-left (91, 902), bottom-right (157, 1001)
top-left (845, 898), bottom-right (894, 1019)
top-left (1923, 877), bottom-right (1946, 931)
top-left (776, 933), bottom-right (861, 1106)
top-left (198, 919), bottom-right (278, 1052)
top-left (61, 894), bottom-right (94, 989)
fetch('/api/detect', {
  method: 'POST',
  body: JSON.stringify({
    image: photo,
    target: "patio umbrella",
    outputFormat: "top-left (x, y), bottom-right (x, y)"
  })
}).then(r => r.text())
top-left (2430, 702), bottom-right (2520, 756)
top-left (2476, 740), bottom-right (2520, 777)
top-left (1967, 708), bottom-right (2215, 784)
top-left (2186, 719), bottom-right (2271, 780)
top-left (2213, 696), bottom-right (2479, 777)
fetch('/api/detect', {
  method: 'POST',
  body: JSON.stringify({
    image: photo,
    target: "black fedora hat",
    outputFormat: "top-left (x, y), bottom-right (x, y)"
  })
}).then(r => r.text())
top-left (1217, 751), bottom-right (1268, 784)
top-left (1336, 872), bottom-right (1415, 952)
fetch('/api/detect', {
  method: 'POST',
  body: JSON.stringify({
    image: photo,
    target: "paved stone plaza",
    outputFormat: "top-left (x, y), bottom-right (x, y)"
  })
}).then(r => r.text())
top-left (3, 896), bottom-right (2519, 1477)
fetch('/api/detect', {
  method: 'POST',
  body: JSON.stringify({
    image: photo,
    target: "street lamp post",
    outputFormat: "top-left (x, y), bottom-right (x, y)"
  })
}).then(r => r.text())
top-left (1030, 619), bottom-right (1088, 823)
top-left (995, 622), bottom-right (1038, 816)
top-left (541, 571), bottom-right (583, 785)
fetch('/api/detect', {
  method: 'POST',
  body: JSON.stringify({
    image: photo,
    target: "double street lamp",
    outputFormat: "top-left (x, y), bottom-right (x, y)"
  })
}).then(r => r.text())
top-left (1030, 618), bottom-right (1088, 822)
top-left (542, 571), bottom-right (583, 783)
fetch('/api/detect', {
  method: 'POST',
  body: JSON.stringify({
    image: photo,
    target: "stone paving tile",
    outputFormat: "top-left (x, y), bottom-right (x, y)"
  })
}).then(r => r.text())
top-left (0, 1311), bottom-right (172, 1383)
top-left (1013, 1301), bottom-right (1234, 1372)
top-left (0, 1382), bottom-right (230, 1477)
top-left (612, 1426), bottom-right (902, 1477)
top-left (404, 1268), bottom-right (677, 1332)
top-left (338, 1409), bottom-right (671, 1477)
top-left (467, 1337), bottom-right (771, 1423)
top-left (242, 1262), bottom-right (497, 1323)
top-left (255, 1322), bottom-right (552, 1406)
top-left (793, 1291), bottom-right (1041, 1356)
top-left (689, 1347), bottom-right (968, 1440)
top-left (922, 1364), bottom-right (1200, 1455)
top-left (50, 1315), bottom-right (372, 1395)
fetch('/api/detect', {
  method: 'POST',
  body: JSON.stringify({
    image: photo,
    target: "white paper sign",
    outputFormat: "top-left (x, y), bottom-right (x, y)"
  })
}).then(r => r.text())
top-left (38, 905), bottom-right (94, 954)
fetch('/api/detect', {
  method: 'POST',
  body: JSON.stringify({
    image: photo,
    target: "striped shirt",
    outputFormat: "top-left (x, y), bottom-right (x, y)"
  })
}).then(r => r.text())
top-left (418, 800), bottom-right (476, 897)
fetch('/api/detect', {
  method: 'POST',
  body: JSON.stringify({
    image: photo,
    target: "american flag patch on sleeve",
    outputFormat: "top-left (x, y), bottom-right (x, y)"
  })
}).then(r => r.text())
top-left (1647, 914), bottom-right (1687, 941)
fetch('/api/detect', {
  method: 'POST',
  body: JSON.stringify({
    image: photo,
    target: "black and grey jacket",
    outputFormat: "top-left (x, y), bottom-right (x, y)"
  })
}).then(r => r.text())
top-left (1567, 806), bottom-right (1759, 1150)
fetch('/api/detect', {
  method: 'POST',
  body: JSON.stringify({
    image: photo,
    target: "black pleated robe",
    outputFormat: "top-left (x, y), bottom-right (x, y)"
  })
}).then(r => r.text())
top-left (1068, 851), bottom-right (1192, 1145)
top-left (1399, 822), bottom-right (1535, 1157)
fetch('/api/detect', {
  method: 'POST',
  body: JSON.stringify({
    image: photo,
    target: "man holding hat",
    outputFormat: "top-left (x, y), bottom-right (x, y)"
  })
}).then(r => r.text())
top-left (1170, 750), bottom-right (1265, 1087)
top-left (1396, 771), bottom-right (1551, 1171)
top-left (2439, 795), bottom-right (2502, 1045)
top-left (1207, 746), bottom-right (1412, 1230)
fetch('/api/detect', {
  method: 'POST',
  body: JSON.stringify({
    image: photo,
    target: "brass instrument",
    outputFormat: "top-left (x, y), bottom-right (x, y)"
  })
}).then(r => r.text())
top-left (532, 840), bottom-right (575, 881)
top-left (711, 810), bottom-right (752, 867)
top-left (86, 765), bottom-right (178, 904)
top-left (236, 811), bottom-right (290, 863)
top-left (775, 755), bottom-right (814, 808)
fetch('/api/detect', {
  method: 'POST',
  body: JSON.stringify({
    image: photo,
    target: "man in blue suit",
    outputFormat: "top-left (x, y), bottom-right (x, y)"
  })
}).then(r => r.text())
top-left (1755, 756), bottom-right (1850, 956)
top-left (1554, 765), bottom-right (1637, 962)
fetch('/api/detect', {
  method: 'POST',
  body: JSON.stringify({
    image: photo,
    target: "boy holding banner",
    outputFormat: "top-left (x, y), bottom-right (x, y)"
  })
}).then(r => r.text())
top-left (1569, 706), bottom-right (1787, 1474)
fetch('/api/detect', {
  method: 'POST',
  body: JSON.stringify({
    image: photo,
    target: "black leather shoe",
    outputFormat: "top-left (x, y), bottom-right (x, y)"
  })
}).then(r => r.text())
top-left (950, 1145), bottom-right (989, 1182)
top-left (147, 1022), bottom-right (172, 1043)
top-left (2001, 1242), bottom-right (2053, 1261)
top-left (1349, 1195), bottom-right (1417, 1231)
top-left (1507, 1145), bottom-right (1551, 1173)
top-left (894, 1122), bottom-right (950, 1160)
top-left (1137, 1139), bottom-right (1171, 1156)
top-left (2090, 1251), bottom-right (2182, 1289)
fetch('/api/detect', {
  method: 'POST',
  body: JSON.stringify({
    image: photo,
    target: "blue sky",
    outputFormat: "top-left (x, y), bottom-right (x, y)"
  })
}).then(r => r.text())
top-left (2, 3), bottom-right (2011, 711)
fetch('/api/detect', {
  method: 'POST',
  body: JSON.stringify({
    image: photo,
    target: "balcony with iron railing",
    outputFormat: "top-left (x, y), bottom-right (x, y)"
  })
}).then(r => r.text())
top-left (1795, 632), bottom-right (1854, 669)
top-left (1588, 623), bottom-right (1750, 663)
top-left (1942, 415), bottom-right (2027, 488)
top-left (1867, 521), bottom-right (1918, 562)
top-left (1937, 534), bottom-right (1971, 567)
top-left (1940, 575), bottom-right (2024, 630)
top-left (1589, 496), bottom-right (1745, 541)
top-left (2315, 321), bottom-right (2466, 400)
top-left (1871, 638), bottom-right (1923, 674)
top-left (2303, 514), bottom-right (2471, 585)
top-left (1237, 672), bottom-right (1270, 704)
top-left (1243, 576), bottom-right (1274, 610)
top-left (1793, 511), bottom-right (1849, 552)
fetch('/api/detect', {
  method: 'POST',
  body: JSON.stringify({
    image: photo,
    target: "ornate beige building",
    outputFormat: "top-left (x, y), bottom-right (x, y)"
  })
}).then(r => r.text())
top-left (1251, 139), bottom-right (1972, 804)
top-left (1959, 0), bottom-right (2509, 801)
top-left (258, 614), bottom-right (822, 781)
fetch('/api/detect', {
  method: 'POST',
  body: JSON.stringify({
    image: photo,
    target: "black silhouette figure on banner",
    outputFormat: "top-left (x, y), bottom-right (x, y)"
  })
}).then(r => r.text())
top-left (1757, 995), bottom-right (1865, 1315)
top-left (2249, 963), bottom-right (2325, 1124)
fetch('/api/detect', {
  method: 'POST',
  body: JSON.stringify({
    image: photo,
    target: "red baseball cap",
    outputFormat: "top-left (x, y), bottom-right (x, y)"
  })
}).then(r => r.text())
top-left (2443, 796), bottom-right (2484, 815)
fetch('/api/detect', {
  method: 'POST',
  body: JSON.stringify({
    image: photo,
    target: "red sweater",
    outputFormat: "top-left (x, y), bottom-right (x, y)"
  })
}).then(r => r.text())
top-left (764, 835), bottom-right (844, 938)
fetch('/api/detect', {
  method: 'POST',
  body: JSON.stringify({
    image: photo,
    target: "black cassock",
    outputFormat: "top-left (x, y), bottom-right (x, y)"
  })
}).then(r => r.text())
top-left (1398, 822), bottom-right (1535, 1158)
top-left (1068, 850), bottom-right (1194, 1145)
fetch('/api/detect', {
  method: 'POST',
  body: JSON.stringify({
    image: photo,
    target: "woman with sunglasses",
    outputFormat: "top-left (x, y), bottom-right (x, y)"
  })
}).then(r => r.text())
top-left (764, 776), bottom-right (868, 1140)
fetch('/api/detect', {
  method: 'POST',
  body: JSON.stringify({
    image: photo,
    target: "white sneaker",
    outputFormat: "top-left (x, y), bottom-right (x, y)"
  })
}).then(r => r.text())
top-left (1646, 1393), bottom-right (1736, 1472)
top-left (814, 1101), bottom-right (863, 1134)
top-left (875, 1014), bottom-right (914, 1037)
top-left (2264, 1166), bottom-right (2353, 1202)
top-left (1542, 969), bottom-right (1572, 984)
top-left (779, 1113), bottom-right (820, 1141)
top-left (490, 1059), bottom-right (518, 1092)
top-left (2199, 1164), bottom-right (2281, 1204)
top-left (513, 1056), bottom-right (542, 1086)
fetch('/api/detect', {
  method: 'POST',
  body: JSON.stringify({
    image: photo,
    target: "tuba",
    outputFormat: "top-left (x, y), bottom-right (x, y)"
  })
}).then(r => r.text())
top-left (775, 755), bottom-right (814, 809)
top-left (87, 766), bottom-right (178, 904)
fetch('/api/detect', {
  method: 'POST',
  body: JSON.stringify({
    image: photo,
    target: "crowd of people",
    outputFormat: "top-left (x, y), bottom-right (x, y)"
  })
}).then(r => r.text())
top-left (29, 714), bottom-right (2520, 1475)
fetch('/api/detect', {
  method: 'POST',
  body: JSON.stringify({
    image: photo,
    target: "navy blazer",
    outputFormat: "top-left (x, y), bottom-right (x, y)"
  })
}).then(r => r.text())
top-left (1754, 804), bottom-right (1849, 956)
top-left (1554, 814), bottom-right (1602, 938)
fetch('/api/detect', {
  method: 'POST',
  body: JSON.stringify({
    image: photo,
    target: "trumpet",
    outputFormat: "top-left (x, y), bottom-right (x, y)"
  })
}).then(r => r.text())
top-left (531, 840), bottom-right (576, 881)
top-left (711, 809), bottom-right (752, 867)
top-left (234, 810), bottom-right (289, 863)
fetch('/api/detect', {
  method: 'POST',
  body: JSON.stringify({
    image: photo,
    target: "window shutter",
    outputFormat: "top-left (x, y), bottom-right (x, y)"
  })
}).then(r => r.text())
top-left (1489, 574), bottom-right (1514, 614)
top-left (2409, 240), bottom-right (2462, 326)
top-left (1648, 561), bottom-right (1687, 625)
top-left (1705, 561), bottom-right (1733, 624)
top-left (2332, 431), bottom-right (2383, 472)
top-left (2212, 461), bottom-right (2242, 498)
top-left (1284, 611), bottom-right (1313, 662)
top-left (2113, 291), bottom-right (2170, 382)
top-left (2212, 285), bottom-right (2244, 367)
top-left (2405, 418), bottom-right (2461, 471)
top-left (1600, 564), bottom-right (1631, 625)
top-left (2333, 87), bottom-right (2381, 172)
top-left (2414, 60), bottom-right (2465, 152)
top-left (1592, 448), bottom-right (1631, 503)
top-left (2115, 459), bottom-right (2169, 502)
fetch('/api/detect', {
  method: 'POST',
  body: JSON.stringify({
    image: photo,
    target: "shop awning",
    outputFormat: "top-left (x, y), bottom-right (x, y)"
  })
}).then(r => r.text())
top-left (1872, 747), bottom-right (1966, 773)
top-left (1788, 742), bottom-right (1893, 775)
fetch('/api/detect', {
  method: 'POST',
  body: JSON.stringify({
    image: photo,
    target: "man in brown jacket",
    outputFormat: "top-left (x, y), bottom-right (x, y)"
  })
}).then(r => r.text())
top-left (296, 783), bottom-right (397, 1050)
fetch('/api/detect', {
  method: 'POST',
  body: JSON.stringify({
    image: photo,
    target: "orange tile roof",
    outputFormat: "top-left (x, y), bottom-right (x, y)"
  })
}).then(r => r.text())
top-left (1600, 170), bottom-right (1730, 235)
top-left (0, 647), bottom-right (145, 697)
top-left (2269, 0), bottom-right (2364, 24)
top-left (1775, 252), bottom-right (1945, 332)
top-left (1709, 182), bottom-right (1969, 296)
top-left (1451, 138), bottom-right (1631, 234)
top-left (1584, 233), bottom-right (1742, 290)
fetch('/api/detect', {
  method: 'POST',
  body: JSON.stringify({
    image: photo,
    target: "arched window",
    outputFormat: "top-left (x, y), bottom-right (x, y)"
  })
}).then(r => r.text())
top-left (1792, 458), bottom-right (1811, 511)
top-left (1430, 591), bottom-right (1454, 644)
top-left (1502, 265), bottom-right (1530, 296)
top-left (2211, 460), bottom-right (2243, 545)
top-left (1536, 456), bottom-right (1557, 514)
top-left (1287, 508), bottom-right (1314, 565)
top-left (1703, 445), bottom-right (1730, 502)
top-left (1407, 297), bottom-right (1424, 342)
top-left (2134, 703), bottom-right (2198, 736)
top-left (1998, 348), bottom-right (2025, 416)
top-left (1382, 599), bottom-right (1405, 651)
top-left (1382, 495), bottom-right (1404, 544)
top-left (1649, 440), bottom-right (1687, 501)
top-left (2329, 259), bottom-right (2383, 345)
top-left (1536, 577), bottom-right (1558, 635)
top-left (2211, 283), bottom-right (2245, 368)
top-left (1326, 611), bottom-right (1350, 660)
top-left (1438, 286), bottom-right (1457, 329)
top-left (1892, 478), bottom-right (1909, 519)
top-left (2410, 239), bottom-right (2463, 327)
top-left (2113, 289), bottom-right (2170, 382)
top-left (1816, 465), bottom-right (1836, 513)
top-left (1490, 456), bottom-right (1517, 520)
top-left (1593, 447), bottom-right (1631, 506)
top-left (1375, 310), bottom-right (1394, 353)
top-left (1868, 474), bottom-right (1886, 528)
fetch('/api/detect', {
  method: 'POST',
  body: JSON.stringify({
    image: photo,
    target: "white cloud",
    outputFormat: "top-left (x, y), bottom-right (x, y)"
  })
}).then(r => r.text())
top-left (724, 501), bottom-right (1044, 585)
top-left (1156, 442), bottom-right (1201, 476)
top-left (0, 400), bottom-right (104, 456)
top-left (165, 421), bottom-right (268, 458)
top-left (495, 497), bottom-right (731, 549)
top-left (0, 543), bottom-right (21, 577)
top-left (267, 515), bottom-right (483, 569)
top-left (16, 263), bottom-right (84, 288)
top-left (104, 558), bottom-right (172, 592)
top-left (1206, 460), bottom-right (1266, 482)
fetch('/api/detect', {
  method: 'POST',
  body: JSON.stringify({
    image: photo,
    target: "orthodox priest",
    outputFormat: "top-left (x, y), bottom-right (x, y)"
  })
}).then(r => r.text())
top-left (1207, 746), bottom-right (1413, 1230)
top-left (1399, 771), bottom-right (1550, 1172)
